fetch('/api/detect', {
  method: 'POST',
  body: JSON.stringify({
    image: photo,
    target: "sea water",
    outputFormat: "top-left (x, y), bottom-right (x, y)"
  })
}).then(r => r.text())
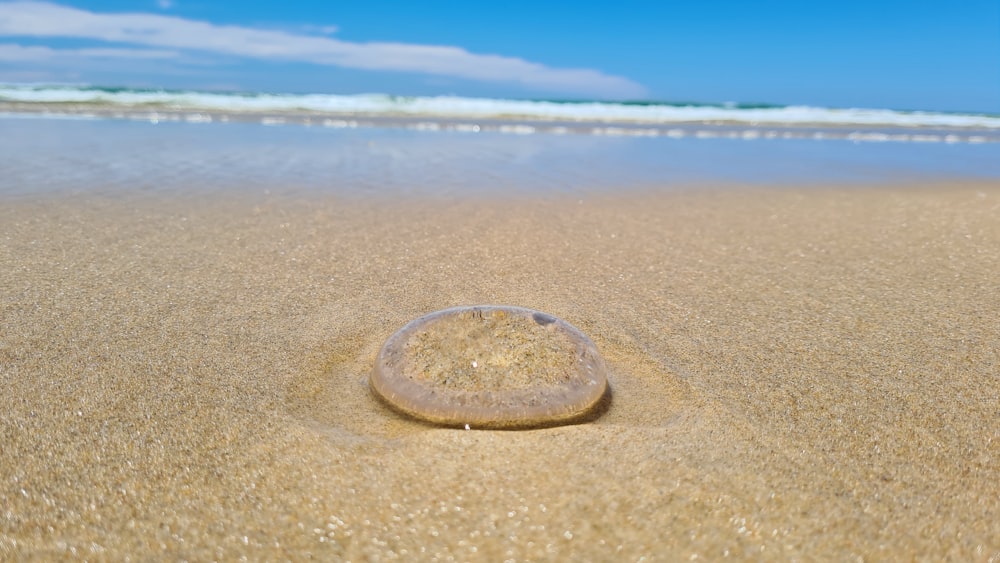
top-left (2, 85), bottom-right (999, 197)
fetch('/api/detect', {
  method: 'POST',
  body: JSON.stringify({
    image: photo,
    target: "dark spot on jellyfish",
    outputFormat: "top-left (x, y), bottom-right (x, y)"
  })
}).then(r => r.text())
top-left (369, 305), bottom-right (609, 429)
top-left (532, 312), bottom-right (556, 326)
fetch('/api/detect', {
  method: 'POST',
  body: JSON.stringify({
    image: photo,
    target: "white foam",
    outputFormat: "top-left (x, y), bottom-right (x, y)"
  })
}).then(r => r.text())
top-left (3, 84), bottom-right (999, 130)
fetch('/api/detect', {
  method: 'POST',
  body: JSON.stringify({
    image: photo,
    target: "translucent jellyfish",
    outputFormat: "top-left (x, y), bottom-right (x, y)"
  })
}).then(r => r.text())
top-left (371, 306), bottom-right (609, 429)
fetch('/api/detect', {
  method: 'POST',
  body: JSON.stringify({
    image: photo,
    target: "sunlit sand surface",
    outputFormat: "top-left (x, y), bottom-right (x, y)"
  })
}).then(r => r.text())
top-left (2, 182), bottom-right (998, 559)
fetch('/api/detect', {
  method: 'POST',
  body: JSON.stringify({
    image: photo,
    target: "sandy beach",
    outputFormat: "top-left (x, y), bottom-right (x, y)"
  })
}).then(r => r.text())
top-left (1, 181), bottom-right (997, 560)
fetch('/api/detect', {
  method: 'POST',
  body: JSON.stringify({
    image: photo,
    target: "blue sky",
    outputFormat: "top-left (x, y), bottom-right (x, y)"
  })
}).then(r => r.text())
top-left (0, 0), bottom-right (997, 112)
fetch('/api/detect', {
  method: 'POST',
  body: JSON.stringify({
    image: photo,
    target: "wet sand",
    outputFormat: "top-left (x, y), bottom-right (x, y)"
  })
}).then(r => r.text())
top-left (1, 183), bottom-right (998, 560)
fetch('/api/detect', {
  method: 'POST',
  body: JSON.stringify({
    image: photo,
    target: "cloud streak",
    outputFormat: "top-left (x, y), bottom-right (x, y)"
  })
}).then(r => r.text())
top-left (0, 1), bottom-right (646, 98)
top-left (0, 42), bottom-right (179, 62)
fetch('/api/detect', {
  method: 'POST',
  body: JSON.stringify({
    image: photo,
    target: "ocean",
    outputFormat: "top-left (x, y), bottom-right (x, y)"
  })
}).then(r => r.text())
top-left (3, 84), bottom-right (1000, 196)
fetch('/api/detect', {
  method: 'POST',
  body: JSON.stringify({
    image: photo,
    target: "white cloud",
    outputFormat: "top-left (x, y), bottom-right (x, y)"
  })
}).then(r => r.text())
top-left (299, 24), bottom-right (339, 36)
top-left (0, 42), bottom-right (178, 61)
top-left (0, 1), bottom-right (646, 98)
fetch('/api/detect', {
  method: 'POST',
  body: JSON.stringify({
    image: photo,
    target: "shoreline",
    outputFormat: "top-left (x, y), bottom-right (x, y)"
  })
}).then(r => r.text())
top-left (5, 116), bottom-right (1000, 201)
top-left (2, 182), bottom-right (998, 559)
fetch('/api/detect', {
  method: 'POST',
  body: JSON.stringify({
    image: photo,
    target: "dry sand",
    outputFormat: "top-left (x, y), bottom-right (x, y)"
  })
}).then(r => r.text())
top-left (1, 183), bottom-right (998, 560)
